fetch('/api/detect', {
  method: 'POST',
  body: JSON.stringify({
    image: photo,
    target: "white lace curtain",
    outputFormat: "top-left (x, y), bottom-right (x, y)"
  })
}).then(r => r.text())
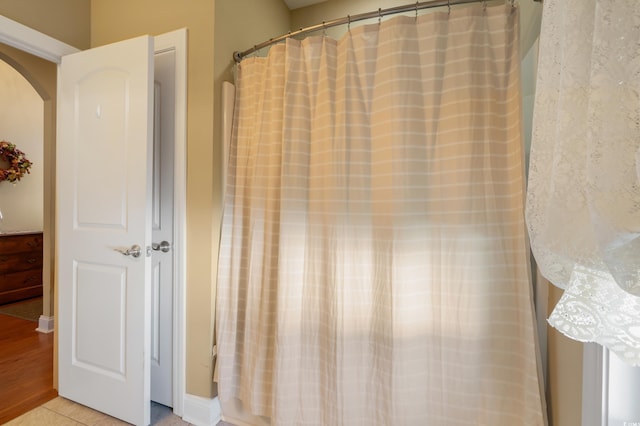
top-left (526, 0), bottom-right (640, 365)
top-left (217, 4), bottom-right (546, 425)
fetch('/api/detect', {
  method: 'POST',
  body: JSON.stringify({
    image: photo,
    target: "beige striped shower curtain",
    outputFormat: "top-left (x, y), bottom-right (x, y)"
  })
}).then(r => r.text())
top-left (216, 4), bottom-right (546, 425)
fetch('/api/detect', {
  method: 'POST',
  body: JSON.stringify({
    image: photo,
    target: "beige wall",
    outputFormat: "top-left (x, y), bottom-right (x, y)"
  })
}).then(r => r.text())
top-left (0, 0), bottom-right (90, 49)
top-left (91, 0), bottom-right (217, 398)
top-left (547, 285), bottom-right (584, 426)
top-left (291, 0), bottom-right (406, 26)
top-left (0, 60), bottom-right (44, 233)
top-left (91, 0), bottom-right (290, 398)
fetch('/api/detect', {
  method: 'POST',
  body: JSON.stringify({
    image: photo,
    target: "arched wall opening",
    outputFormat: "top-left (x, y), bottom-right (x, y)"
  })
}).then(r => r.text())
top-left (0, 44), bottom-right (56, 324)
top-left (0, 58), bottom-right (44, 232)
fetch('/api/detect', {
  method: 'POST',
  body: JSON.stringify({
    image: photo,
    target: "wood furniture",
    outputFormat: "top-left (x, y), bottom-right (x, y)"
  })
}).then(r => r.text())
top-left (0, 232), bottom-right (43, 305)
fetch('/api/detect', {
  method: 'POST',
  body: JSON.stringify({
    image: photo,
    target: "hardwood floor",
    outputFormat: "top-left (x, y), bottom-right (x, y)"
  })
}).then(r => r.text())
top-left (0, 313), bottom-right (57, 424)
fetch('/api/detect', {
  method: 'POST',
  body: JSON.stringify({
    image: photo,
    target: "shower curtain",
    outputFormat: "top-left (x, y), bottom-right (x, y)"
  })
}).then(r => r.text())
top-left (216, 4), bottom-right (546, 425)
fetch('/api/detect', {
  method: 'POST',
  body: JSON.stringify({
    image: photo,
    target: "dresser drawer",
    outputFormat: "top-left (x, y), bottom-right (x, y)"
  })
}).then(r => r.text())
top-left (0, 233), bottom-right (42, 254)
top-left (0, 232), bottom-right (44, 306)
top-left (0, 269), bottom-right (42, 293)
top-left (0, 233), bottom-right (43, 253)
top-left (0, 251), bottom-right (43, 274)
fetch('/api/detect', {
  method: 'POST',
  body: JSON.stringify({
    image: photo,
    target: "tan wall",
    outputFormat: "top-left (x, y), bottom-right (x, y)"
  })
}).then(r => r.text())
top-left (0, 60), bottom-right (44, 234)
top-left (90, 0), bottom-right (217, 398)
top-left (547, 285), bottom-right (583, 426)
top-left (291, 0), bottom-right (407, 26)
top-left (0, 0), bottom-right (90, 49)
top-left (291, 0), bottom-right (412, 41)
top-left (91, 0), bottom-right (290, 398)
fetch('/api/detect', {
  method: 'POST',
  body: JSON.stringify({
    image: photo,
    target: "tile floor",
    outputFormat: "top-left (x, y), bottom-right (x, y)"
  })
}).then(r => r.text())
top-left (5, 397), bottom-right (235, 426)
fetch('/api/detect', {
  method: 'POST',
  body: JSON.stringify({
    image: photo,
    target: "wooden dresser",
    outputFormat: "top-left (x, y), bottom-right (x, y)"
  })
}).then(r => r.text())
top-left (0, 232), bottom-right (43, 305)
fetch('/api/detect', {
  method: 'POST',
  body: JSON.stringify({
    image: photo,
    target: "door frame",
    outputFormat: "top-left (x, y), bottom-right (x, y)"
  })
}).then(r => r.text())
top-left (582, 343), bottom-right (607, 426)
top-left (0, 17), bottom-right (188, 418)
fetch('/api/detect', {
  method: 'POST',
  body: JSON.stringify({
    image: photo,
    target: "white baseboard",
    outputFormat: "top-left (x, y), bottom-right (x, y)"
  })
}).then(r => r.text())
top-left (182, 394), bottom-right (221, 426)
top-left (36, 315), bottom-right (54, 333)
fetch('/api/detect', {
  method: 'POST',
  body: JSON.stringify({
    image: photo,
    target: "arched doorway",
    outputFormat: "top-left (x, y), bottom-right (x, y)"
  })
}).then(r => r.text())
top-left (0, 19), bottom-right (190, 423)
top-left (0, 44), bottom-right (57, 423)
top-left (0, 58), bottom-right (44, 266)
top-left (0, 45), bottom-right (56, 327)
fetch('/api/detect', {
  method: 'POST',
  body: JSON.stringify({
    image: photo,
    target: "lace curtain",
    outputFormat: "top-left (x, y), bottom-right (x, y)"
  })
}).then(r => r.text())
top-left (526, 0), bottom-right (640, 365)
top-left (216, 4), bottom-right (546, 425)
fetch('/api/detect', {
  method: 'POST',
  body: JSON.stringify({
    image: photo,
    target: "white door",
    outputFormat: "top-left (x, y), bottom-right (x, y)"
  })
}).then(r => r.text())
top-left (57, 35), bottom-right (154, 426)
top-left (150, 49), bottom-right (175, 407)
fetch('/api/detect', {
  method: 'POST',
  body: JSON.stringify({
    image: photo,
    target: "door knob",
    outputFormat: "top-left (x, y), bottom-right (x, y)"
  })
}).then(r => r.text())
top-left (115, 244), bottom-right (142, 258)
top-left (151, 241), bottom-right (171, 253)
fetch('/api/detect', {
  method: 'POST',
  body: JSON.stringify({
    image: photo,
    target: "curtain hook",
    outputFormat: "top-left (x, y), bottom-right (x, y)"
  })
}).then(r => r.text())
top-left (482, 0), bottom-right (487, 11)
top-left (510, 0), bottom-right (515, 8)
top-left (378, 8), bottom-right (382, 25)
top-left (347, 14), bottom-right (351, 31)
top-left (322, 21), bottom-right (327, 37)
top-left (448, 0), bottom-right (451, 14)
top-left (415, 1), bottom-right (419, 19)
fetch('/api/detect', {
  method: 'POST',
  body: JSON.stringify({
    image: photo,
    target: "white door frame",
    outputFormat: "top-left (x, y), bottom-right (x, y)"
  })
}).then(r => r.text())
top-left (0, 16), bottom-right (188, 418)
top-left (153, 29), bottom-right (188, 416)
top-left (582, 344), bottom-right (608, 426)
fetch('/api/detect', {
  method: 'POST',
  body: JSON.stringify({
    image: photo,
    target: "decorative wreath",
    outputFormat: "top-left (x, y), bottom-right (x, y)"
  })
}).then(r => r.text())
top-left (0, 140), bottom-right (32, 183)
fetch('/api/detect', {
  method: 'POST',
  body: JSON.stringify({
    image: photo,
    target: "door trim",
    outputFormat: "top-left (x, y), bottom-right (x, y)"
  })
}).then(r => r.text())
top-left (0, 18), bottom-right (188, 419)
top-left (0, 16), bottom-right (78, 62)
top-left (154, 28), bottom-right (188, 417)
top-left (582, 343), bottom-right (608, 426)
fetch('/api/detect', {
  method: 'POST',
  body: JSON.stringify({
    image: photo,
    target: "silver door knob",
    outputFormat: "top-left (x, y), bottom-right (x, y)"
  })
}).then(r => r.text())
top-left (151, 241), bottom-right (171, 253)
top-left (115, 244), bottom-right (142, 258)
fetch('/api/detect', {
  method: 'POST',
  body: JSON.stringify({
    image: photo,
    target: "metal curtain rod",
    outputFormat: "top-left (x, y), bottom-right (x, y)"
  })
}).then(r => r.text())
top-left (233, 0), bottom-right (536, 63)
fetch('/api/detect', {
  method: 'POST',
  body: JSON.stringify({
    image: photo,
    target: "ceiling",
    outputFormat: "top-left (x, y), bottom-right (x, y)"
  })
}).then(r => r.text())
top-left (283, 0), bottom-right (327, 10)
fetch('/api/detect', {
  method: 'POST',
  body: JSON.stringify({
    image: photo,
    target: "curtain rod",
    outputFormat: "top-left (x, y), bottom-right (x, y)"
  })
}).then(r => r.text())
top-left (233, 0), bottom-right (537, 63)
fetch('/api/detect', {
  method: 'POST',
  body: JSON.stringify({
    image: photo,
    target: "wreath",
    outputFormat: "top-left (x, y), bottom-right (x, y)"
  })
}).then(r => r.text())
top-left (0, 140), bottom-right (32, 183)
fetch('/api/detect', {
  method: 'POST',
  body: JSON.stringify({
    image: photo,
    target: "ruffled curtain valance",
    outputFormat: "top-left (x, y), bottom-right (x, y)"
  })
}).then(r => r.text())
top-left (526, 0), bottom-right (640, 365)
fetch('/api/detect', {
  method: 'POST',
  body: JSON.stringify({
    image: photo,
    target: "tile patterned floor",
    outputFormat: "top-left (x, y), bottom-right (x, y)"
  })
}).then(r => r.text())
top-left (5, 397), bottom-right (235, 426)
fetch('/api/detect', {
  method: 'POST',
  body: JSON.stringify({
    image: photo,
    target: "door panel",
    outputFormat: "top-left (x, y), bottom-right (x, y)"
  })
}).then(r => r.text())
top-left (74, 70), bottom-right (129, 227)
top-left (75, 263), bottom-right (126, 376)
top-left (57, 35), bottom-right (154, 426)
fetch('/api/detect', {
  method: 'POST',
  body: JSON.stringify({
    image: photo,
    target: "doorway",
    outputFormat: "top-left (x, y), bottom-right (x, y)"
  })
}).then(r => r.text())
top-left (0, 21), bottom-right (188, 422)
top-left (0, 58), bottom-right (43, 235)
top-left (0, 44), bottom-right (57, 422)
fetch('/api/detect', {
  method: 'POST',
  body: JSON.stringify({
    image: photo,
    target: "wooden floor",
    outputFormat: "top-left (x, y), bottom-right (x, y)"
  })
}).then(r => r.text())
top-left (0, 313), bottom-right (57, 424)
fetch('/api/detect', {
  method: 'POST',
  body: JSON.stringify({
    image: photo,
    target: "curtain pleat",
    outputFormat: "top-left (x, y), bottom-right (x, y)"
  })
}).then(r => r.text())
top-left (217, 4), bottom-right (546, 425)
